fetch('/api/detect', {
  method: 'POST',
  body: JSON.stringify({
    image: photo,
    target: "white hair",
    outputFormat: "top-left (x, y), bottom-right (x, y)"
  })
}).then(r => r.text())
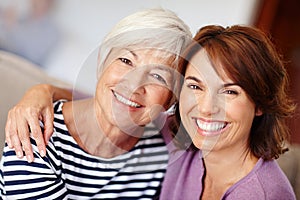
top-left (97, 8), bottom-right (192, 76)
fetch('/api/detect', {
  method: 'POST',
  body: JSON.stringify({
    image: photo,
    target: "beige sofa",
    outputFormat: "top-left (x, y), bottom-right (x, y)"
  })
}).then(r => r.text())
top-left (0, 50), bottom-right (299, 199)
top-left (0, 50), bottom-right (70, 152)
top-left (277, 144), bottom-right (300, 199)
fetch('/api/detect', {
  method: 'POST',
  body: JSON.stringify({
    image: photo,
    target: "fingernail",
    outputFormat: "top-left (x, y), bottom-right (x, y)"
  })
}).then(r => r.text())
top-left (16, 151), bottom-right (23, 158)
top-left (40, 150), bottom-right (46, 157)
top-left (26, 155), bottom-right (33, 163)
top-left (7, 142), bottom-right (12, 148)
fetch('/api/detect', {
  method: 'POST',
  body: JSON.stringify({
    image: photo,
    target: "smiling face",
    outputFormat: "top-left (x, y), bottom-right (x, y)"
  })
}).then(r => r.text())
top-left (179, 50), bottom-right (262, 155)
top-left (95, 48), bottom-right (177, 134)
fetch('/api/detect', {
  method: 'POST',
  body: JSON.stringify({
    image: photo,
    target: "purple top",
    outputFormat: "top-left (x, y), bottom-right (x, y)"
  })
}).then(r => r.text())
top-left (160, 119), bottom-right (296, 200)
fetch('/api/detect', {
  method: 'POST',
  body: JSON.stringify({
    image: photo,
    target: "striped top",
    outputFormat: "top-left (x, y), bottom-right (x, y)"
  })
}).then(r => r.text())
top-left (0, 100), bottom-right (169, 199)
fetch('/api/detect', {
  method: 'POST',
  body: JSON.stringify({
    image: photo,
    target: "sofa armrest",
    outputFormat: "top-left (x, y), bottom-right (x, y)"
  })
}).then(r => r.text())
top-left (277, 143), bottom-right (300, 200)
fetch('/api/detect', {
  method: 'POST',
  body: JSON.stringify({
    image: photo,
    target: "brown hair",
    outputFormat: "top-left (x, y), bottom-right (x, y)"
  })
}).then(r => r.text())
top-left (173, 25), bottom-right (296, 160)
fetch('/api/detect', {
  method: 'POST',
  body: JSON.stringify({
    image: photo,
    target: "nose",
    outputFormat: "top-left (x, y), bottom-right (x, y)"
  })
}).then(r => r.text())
top-left (120, 68), bottom-right (147, 95)
top-left (197, 92), bottom-right (220, 116)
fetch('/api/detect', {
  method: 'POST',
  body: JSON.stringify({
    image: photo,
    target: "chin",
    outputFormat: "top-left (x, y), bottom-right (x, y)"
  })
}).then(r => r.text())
top-left (190, 138), bottom-right (204, 150)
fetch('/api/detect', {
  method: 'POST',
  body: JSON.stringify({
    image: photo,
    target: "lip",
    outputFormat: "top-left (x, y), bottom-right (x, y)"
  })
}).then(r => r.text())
top-left (193, 117), bottom-right (229, 137)
top-left (112, 90), bottom-right (143, 108)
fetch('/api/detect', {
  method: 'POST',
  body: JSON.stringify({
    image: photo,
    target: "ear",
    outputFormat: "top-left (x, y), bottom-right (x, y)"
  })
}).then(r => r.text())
top-left (255, 107), bottom-right (263, 116)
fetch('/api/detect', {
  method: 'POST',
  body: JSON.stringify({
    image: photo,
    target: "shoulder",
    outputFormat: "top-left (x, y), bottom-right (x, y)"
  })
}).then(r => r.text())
top-left (256, 159), bottom-right (296, 199)
top-left (52, 100), bottom-right (71, 137)
top-left (225, 159), bottom-right (296, 199)
top-left (0, 139), bottom-right (65, 198)
top-left (53, 99), bottom-right (67, 114)
top-left (160, 149), bottom-right (203, 200)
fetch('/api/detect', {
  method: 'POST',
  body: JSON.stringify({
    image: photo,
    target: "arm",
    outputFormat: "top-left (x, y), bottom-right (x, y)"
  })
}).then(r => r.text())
top-left (5, 84), bottom-right (72, 162)
top-left (0, 138), bottom-right (68, 199)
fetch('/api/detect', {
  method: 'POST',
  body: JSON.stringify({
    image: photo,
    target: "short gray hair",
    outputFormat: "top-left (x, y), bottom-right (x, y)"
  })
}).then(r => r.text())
top-left (97, 8), bottom-right (192, 76)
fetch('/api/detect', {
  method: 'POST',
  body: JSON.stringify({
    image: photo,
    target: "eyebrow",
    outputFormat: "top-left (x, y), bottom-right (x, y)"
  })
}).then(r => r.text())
top-left (185, 76), bottom-right (240, 87)
top-left (124, 48), bottom-right (138, 58)
top-left (123, 48), bottom-right (174, 73)
top-left (223, 83), bottom-right (240, 87)
top-left (152, 65), bottom-right (174, 73)
top-left (185, 76), bottom-right (201, 82)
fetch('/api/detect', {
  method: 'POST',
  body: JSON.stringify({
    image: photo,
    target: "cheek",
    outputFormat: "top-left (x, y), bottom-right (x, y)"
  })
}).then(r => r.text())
top-left (101, 64), bottom-right (128, 84)
top-left (226, 99), bottom-right (256, 127)
top-left (179, 105), bottom-right (190, 132)
top-left (179, 88), bottom-right (197, 114)
top-left (149, 87), bottom-right (172, 106)
top-left (95, 80), bottom-right (103, 96)
top-left (179, 89), bottom-right (197, 131)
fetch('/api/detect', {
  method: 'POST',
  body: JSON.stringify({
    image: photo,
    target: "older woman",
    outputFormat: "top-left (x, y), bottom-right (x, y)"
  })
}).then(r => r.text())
top-left (161, 25), bottom-right (296, 199)
top-left (0, 8), bottom-right (192, 199)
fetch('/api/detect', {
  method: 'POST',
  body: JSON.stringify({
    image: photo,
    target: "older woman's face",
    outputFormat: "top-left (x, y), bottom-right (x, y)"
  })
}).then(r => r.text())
top-left (95, 48), bottom-right (176, 132)
top-left (179, 50), bottom-right (262, 155)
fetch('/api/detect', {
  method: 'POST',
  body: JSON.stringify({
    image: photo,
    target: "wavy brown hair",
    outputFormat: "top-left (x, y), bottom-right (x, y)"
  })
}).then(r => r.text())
top-left (172, 25), bottom-right (296, 160)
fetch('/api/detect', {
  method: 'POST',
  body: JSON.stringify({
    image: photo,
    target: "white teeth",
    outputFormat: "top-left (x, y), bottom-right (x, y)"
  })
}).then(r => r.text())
top-left (113, 91), bottom-right (141, 108)
top-left (196, 120), bottom-right (226, 132)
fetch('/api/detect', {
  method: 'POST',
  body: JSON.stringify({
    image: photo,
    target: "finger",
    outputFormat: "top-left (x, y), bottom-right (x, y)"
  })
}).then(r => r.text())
top-left (6, 110), bottom-right (24, 158)
top-left (5, 111), bottom-right (14, 148)
top-left (43, 107), bottom-right (54, 145)
top-left (28, 116), bottom-right (46, 157)
top-left (10, 133), bottom-right (24, 158)
top-left (15, 115), bottom-right (34, 162)
top-left (20, 135), bottom-right (34, 163)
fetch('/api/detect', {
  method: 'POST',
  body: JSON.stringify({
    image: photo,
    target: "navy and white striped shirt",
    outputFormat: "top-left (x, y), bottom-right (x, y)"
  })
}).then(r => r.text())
top-left (0, 101), bottom-right (169, 199)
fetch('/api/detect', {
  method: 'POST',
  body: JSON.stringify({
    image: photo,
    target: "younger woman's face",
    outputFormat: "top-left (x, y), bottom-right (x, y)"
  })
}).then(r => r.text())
top-left (179, 50), bottom-right (262, 154)
top-left (95, 48), bottom-right (177, 133)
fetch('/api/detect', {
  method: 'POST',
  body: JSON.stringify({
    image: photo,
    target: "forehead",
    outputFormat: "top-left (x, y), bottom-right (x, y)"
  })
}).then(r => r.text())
top-left (187, 50), bottom-right (230, 82)
top-left (187, 50), bottom-right (216, 77)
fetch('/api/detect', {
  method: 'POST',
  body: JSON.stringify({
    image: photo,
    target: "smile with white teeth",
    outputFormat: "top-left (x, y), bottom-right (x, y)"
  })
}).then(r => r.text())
top-left (196, 120), bottom-right (227, 132)
top-left (113, 91), bottom-right (142, 108)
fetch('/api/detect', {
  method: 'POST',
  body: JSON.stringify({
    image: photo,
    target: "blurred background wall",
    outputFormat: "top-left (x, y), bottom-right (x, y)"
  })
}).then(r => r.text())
top-left (0, 0), bottom-right (299, 144)
top-left (0, 0), bottom-right (260, 88)
top-left (254, 0), bottom-right (300, 144)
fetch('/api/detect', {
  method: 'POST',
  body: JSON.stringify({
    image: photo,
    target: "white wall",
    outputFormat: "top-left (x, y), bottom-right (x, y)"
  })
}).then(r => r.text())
top-left (42, 0), bottom-right (260, 94)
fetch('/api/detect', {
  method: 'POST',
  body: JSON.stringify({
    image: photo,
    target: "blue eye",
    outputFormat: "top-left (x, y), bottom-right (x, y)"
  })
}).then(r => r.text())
top-left (119, 58), bottom-right (132, 66)
top-left (151, 73), bottom-right (167, 84)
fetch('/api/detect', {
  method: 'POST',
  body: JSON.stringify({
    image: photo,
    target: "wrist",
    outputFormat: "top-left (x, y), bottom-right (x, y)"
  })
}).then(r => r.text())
top-left (39, 84), bottom-right (55, 98)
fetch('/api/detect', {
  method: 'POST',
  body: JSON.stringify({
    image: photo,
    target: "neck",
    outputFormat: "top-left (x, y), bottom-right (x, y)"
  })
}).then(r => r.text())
top-left (204, 149), bottom-right (258, 180)
top-left (63, 99), bottom-right (142, 158)
top-left (201, 144), bottom-right (258, 199)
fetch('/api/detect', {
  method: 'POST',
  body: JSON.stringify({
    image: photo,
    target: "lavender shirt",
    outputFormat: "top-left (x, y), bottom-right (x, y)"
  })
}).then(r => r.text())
top-left (160, 122), bottom-right (296, 200)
